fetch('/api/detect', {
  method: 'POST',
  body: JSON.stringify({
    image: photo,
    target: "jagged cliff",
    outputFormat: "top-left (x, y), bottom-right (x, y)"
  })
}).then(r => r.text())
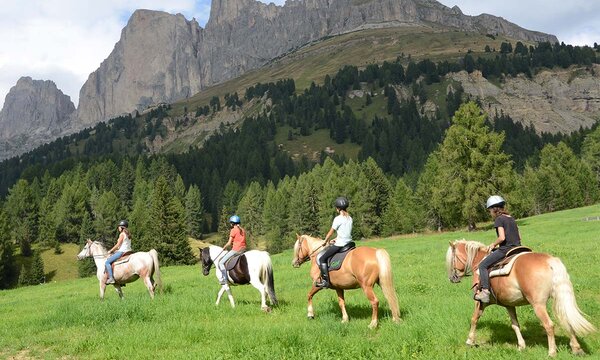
top-left (76, 0), bottom-right (557, 124)
top-left (0, 77), bottom-right (75, 159)
top-left (0, 0), bottom-right (564, 159)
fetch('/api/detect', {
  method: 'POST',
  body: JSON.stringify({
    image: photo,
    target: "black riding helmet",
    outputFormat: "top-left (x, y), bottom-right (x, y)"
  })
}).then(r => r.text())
top-left (334, 196), bottom-right (349, 210)
top-left (118, 220), bottom-right (129, 228)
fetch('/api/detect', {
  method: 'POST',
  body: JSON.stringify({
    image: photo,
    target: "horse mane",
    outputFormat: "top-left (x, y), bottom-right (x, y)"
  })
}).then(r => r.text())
top-left (92, 241), bottom-right (108, 254)
top-left (447, 239), bottom-right (487, 276)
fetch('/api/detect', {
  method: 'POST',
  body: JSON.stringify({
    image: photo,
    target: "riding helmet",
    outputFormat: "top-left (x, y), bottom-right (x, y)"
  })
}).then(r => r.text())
top-left (334, 196), bottom-right (349, 210)
top-left (486, 195), bottom-right (506, 209)
top-left (118, 220), bottom-right (129, 228)
top-left (229, 215), bottom-right (241, 224)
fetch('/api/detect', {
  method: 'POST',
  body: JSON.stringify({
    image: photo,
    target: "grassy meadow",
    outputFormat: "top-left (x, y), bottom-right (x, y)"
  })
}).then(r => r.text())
top-left (1, 205), bottom-right (599, 359)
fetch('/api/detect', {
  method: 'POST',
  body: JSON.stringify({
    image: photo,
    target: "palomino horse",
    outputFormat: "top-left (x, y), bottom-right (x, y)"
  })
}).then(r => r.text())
top-left (77, 239), bottom-right (162, 300)
top-left (200, 245), bottom-right (277, 312)
top-left (292, 234), bottom-right (401, 329)
top-left (446, 239), bottom-right (595, 357)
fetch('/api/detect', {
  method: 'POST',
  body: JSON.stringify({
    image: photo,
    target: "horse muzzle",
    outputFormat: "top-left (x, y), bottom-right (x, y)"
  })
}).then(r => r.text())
top-left (450, 273), bottom-right (462, 283)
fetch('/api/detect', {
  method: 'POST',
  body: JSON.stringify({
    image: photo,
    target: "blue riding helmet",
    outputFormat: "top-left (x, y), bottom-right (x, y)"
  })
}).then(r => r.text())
top-left (229, 215), bottom-right (241, 224)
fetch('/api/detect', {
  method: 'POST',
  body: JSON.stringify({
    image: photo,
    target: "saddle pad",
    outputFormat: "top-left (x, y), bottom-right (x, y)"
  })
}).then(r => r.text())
top-left (489, 252), bottom-right (529, 278)
top-left (114, 251), bottom-right (133, 266)
top-left (327, 242), bottom-right (356, 271)
top-left (225, 253), bottom-right (245, 271)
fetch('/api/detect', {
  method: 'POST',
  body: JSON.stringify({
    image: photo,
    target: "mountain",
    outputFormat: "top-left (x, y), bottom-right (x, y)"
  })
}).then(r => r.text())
top-left (0, 0), bottom-right (565, 160)
top-left (0, 77), bottom-right (75, 159)
top-left (77, 0), bottom-right (557, 125)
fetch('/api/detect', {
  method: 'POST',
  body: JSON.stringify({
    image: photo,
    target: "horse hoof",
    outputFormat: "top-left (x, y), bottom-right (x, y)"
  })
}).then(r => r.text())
top-left (465, 339), bottom-right (475, 347)
top-left (307, 316), bottom-right (315, 320)
top-left (368, 322), bottom-right (378, 330)
top-left (262, 306), bottom-right (271, 313)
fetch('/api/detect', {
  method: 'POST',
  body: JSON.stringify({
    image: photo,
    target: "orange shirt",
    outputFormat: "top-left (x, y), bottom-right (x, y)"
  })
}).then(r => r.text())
top-left (230, 226), bottom-right (247, 252)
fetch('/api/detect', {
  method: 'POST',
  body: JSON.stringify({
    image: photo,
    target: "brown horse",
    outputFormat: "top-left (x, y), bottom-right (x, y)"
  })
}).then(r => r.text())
top-left (292, 234), bottom-right (400, 328)
top-left (446, 239), bottom-right (595, 357)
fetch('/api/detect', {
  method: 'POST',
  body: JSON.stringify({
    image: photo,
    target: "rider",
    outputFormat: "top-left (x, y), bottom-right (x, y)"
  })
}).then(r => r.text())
top-left (474, 195), bottom-right (522, 303)
top-left (105, 220), bottom-right (132, 284)
top-left (218, 215), bottom-right (247, 285)
top-left (315, 196), bottom-right (353, 288)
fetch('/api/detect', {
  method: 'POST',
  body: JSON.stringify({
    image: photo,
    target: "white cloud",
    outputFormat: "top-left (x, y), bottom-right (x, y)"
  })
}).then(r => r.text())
top-left (1, 0), bottom-right (598, 111)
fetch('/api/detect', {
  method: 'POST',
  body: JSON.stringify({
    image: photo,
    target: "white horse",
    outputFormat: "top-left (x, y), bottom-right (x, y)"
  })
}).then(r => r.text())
top-left (200, 245), bottom-right (277, 312)
top-left (77, 239), bottom-right (162, 300)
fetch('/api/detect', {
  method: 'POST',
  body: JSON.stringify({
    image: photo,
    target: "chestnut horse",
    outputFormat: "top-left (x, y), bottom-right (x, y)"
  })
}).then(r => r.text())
top-left (292, 234), bottom-right (400, 329)
top-left (446, 239), bottom-right (595, 357)
top-left (77, 239), bottom-right (162, 300)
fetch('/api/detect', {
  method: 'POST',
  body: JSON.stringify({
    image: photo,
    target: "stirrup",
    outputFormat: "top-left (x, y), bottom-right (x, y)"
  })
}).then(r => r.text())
top-left (315, 278), bottom-right (330, 288)
top-left (106, 278), bottom-right (115, 284)
top-left (474, 289), bottom-right (490, 303)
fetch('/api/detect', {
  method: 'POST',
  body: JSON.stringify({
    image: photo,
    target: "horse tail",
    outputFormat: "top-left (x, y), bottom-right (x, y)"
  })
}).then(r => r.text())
top-left (150, 249), bottom-right (163, 293)
top-left (550, 257), bottom-right (595, 336)
top-left (262, 253), bottom-right (278, 306)
top-left (376, 249), bottom-right (400, 323)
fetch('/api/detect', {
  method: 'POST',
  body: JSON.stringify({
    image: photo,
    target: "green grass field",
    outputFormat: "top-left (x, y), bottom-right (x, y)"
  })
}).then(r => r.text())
top-left (1, 205), bottom-right (599, 359)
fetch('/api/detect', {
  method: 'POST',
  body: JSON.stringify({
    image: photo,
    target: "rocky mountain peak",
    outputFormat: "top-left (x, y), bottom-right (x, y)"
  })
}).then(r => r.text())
top-left (0, 76), bottom-right (74, 139)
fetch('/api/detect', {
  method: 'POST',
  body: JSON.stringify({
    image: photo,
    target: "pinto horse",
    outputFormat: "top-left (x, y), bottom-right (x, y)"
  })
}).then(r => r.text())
top-left (292, 234), bottom-right (400, 329)
top-left (77, 239), bottom-right (162, 300)
top-left (446, 239), bottom-right (595, 357)
top-left (200, 245), bottom-right (277, 312)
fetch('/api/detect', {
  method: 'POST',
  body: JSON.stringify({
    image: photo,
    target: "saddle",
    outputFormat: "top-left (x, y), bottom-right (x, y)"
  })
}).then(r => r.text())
top-left (224, 254), bottom-right (250, 285)
top-left (104, 251), bottom-right (134, 283)
top-left (488, 246), bottom-right (532, 277)
top-left (327, 242), bottom-right (356, 271)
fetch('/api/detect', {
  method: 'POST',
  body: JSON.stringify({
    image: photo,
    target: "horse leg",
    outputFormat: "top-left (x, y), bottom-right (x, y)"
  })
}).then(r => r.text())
top-left (506, 306), bottom-right (526, 350)
top-left (361, 285), bottom-right (379, 329)
top-left (216, 285), bottom-right (235, 307)
top-left (307, 285), bottom-right (322, 319)
top-left (336, 289), bottom-right (349, 323)
top-left (568, 334), bottom-right (585, 356)
top-left (99, 281), bottom-right (106, 300)
top-left (143, 276), bottom-right (155, 299)
top-left (114, 285), bottom-right (124, 299)
top-left (249, 278), bottom-right (270, 312)
top-left (466, 302), bottom-right (485, 346)
top-left (531, 302), bottom-right (557, 357)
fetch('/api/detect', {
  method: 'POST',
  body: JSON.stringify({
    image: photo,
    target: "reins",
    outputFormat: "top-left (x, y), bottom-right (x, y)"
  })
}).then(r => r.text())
top-left (298, 237), bottom-right (328, 264)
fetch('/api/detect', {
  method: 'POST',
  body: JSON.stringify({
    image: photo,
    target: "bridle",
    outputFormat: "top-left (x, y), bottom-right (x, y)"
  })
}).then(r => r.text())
top-left (294, 236), bottom-right (326, 266)
top-left (450, 243), bottom-right (468, 282)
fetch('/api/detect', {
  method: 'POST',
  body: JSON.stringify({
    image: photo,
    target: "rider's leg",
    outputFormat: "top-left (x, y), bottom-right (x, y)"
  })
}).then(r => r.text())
top-left (316, 246), bottom-right (340, 288)
top-left (104, 251), bottom-right (123, 284)
top-left (475, 250), bottom-right (505, 302)
top-left (218, 250), bottom-right (237, 285)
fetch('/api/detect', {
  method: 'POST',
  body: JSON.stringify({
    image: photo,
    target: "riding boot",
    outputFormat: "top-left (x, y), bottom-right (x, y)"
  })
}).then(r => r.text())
top-left (315, 262), bottom-right (330, 288)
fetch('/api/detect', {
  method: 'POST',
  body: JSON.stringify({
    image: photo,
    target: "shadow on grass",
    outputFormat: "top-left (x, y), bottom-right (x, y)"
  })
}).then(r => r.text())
top-left (477, 318), bottom-right (593, 354)
top-left (319, 301), bottom-right (408, 321)
top-left (45, 270), bottom-right (57, 282)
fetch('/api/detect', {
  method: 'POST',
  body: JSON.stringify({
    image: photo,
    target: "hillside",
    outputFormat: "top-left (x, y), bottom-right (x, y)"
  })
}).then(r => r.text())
top-left (1, 204), bottom-right (598, 359)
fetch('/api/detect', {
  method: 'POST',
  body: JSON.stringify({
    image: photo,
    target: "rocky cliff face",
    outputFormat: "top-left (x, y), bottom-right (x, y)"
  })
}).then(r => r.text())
top-left (2, 0), bottom-right (563, 160)
top-left (449, 64), bottom-right (600, 134)
top-left (77, 0), bottom-right (558, 125)
top-left (0, 77), bottom-right (75, 158)
top-left (76, 10), bottom-right (204, 128)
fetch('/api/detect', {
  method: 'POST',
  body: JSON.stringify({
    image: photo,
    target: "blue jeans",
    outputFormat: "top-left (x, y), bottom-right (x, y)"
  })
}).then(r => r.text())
top-left (478, 249), bottom-right (508, 290)
top-left (105, 251), bottom-right (123, 280)
top-left (218, 249), bottom-right (242, 271)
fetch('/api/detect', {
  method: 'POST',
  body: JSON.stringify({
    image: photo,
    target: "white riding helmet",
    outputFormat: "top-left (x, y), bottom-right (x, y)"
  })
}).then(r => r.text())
top-left (486, 195), bottom-right (506, 209)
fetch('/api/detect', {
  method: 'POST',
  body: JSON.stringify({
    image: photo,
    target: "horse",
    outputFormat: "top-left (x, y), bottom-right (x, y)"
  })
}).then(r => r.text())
top-left (77, 239), bottom-right (162, 300)
top-left (200, 245), bottom-right (277, 312)
top-left (446, 239), bottom-right (595, 357)
top-left (292, 234), bottom-right (401, 329)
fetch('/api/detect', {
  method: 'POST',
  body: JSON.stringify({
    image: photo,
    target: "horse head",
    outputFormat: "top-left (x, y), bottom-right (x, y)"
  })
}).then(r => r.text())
top-left (200, 247), bottom-right (214, 276)
top-left (292, 234), bottom-right (310, 268)
top-left (77, 239), bottom-right (107, 260)
top-left (446, 240), bottom-right (467, 283)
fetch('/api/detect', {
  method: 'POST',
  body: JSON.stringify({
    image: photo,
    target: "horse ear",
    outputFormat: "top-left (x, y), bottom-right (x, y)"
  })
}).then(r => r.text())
top-left (87, 238), bottom-right (92, 244)
top-left (448, 240), bottom-right (454, 247)
top-left (296, 233), bottom-right (300, 240)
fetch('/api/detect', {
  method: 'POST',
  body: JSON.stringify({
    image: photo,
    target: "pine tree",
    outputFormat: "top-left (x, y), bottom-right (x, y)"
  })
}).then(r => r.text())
top-left (147, 176), bottom-right (194, 265)
top-left (117, 159), bottom-right (135, 211)
top-left (29, 251), bottom-right (45, 284)
top-left (78, 212), bottom-right (97, 278)
top-left (18, 264), bottom-right (31, 287)
top-left (382, 178), bottom-right (422, 236)
top-left (0, 211), bottom-right (16, 289)
top-left (5, 179), bottom-right (38, 249)
top-left (93, 191), bottom-right (120, 246)
top-left (582, 126), bottom-right (600, 186)
top-left (422, 102), bottom-right (513, 230)
top-left (237, 181), bottom-right (265, 248)
top-left (37, 180), bottom-right (61, 246)
top-left (185, 184), bottom-right (204, 239)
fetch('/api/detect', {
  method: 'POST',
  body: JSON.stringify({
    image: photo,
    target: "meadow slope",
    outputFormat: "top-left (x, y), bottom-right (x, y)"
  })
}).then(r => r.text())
top-left (1, 205), bottom-right (599, 359)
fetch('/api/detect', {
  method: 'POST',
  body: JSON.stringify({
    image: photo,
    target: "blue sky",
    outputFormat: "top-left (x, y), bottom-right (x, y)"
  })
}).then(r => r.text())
top-left (0, 0), bottom-right (598, 110)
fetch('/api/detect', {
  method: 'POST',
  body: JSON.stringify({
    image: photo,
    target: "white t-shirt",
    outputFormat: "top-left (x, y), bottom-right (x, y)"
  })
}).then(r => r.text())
top-left (332, 214), bottom-right (353, 246)
top-left (117, 234), bottom-right (132, 253)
